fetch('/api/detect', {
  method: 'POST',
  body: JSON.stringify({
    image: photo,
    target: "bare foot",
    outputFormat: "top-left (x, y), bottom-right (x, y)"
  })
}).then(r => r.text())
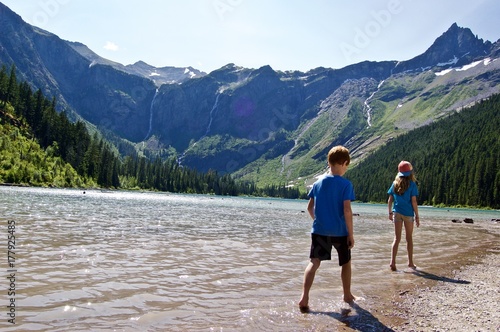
top-left (408, 265), bottom-right (417, 270)
top-left (390, 264), bottom-right (397, 271)
top-left (299, 305), bottom-right (309, 313)
top-left (298, 296), bottom-right (309, 312)
top-left (343, 294), bottom-right (356, 304)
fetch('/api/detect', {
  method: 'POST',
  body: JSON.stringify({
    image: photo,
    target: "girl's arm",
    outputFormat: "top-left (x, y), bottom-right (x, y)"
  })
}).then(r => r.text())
top-left (344, 200), bottom-right (354, 249)
top-left (387, 195), bottom-right (394, 220)
top-left (411, 196), bottom-right (420, 227)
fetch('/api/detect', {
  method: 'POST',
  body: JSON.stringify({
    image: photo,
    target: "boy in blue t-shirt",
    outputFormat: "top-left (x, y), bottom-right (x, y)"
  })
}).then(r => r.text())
top-left (298, 146), bottom-right (356, 313)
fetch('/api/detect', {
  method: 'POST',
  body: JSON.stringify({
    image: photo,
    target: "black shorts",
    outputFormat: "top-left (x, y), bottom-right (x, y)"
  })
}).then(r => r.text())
top-left (309, 233), bottom-right (351, 266)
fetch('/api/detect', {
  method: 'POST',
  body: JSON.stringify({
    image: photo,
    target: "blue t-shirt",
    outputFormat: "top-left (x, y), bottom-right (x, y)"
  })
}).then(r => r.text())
top-left (387, 181), bottom-right (418, 217)
top-left (307, 174), bottom-right (355, 236)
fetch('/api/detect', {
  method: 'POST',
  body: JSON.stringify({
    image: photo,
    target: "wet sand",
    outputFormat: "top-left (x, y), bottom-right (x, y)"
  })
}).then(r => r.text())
top-left (388, 252), bottom-right (499, 331)
top-left (369, 220), bottom-right (500, 331)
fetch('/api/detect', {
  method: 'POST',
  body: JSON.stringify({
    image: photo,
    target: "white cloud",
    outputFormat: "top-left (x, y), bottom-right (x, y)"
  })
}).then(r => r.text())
top-left (104, 41), bottom-right (119, 51)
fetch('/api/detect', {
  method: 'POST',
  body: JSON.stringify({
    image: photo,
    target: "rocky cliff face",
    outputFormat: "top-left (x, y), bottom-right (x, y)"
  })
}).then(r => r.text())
top-left (147, 60), bottom-right (397, 171)
top-left (0, 3), bottom-right (157, 136)
top-left (1, 2), bottom-right (499, 180)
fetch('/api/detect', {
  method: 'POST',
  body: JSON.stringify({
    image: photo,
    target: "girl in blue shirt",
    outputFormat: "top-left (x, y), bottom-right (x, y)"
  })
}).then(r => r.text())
top-left (387, 160), bottom-right (420, 271)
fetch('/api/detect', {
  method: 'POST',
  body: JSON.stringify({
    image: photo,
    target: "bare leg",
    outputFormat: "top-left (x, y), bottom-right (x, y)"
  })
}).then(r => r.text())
top-left (341, 260), bottom-right (355, 303)
top-left (299, 258), bottom-right (320, 310)
top-left (404, 220), bottom-right (416, 268)
top-left (390, 220), bottom-right (403, 271)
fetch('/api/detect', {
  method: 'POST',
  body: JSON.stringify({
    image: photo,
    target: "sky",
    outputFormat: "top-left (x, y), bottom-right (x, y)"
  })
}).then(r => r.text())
top-left (2, 0), bottom-right (499, 73)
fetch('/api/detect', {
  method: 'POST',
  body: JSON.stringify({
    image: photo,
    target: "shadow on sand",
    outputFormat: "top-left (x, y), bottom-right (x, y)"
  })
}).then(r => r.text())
top-left (302, 270), bottom-right (470, 331)
top-left (405, 268), bottom-right (471, 284)
top-left (307, 302), bottom-right (396, 332)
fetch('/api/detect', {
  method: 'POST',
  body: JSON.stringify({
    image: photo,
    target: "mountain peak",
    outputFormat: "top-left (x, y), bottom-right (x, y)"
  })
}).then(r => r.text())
top-left (437, 23), bottom-right (479, 46)
top-left (446, 22), bottom-right (460, 32)
top-left (0, 2), bottom-right (23, 26)
top-left (394, 23), bottom-right (493, 73)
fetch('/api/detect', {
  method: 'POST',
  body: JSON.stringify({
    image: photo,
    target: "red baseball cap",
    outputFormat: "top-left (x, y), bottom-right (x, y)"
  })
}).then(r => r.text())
top-left (397, 161), bottom-right (413, 177)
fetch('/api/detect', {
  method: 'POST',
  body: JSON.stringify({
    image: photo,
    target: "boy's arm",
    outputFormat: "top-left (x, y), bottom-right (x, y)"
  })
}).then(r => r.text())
top-left (344, 200), bottom-right (354, 249)
top-left (411, 196), bottom-right (420, 227)
top-left (307, 198), bottom-right (315, 220)
top-left (387, 195), bottom-right (394, 220)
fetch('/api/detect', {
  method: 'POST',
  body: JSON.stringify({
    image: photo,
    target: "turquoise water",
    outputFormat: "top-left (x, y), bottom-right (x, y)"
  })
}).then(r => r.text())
top-left (1, 187), bottom-right (498, 331)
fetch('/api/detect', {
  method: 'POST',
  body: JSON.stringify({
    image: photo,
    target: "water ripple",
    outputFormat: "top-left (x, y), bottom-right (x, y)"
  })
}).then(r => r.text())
top-left (1, 187), bottom-right (498, 331)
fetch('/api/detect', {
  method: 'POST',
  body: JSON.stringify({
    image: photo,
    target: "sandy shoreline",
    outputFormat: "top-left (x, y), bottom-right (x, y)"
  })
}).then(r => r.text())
top-left (380, 221), bottom-right (500, 331)
top-left (384, 252), bottom-right (500, 331)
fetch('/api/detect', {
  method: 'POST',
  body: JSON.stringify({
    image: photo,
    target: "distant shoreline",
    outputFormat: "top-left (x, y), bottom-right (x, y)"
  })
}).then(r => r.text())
top-left (0, 183), bottom-right (29, 187)
top-left (1, 184), bottom-right (499, 210)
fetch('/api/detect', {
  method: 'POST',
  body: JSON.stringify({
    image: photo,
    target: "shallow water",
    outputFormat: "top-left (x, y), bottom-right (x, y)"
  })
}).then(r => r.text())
top-left (1, 187), bottom-right (498, 331)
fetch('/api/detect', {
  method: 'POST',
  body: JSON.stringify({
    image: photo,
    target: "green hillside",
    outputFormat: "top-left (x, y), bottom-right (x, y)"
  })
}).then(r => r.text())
top-left (0, 65), bottom-right (300, 198)
top-left (0, 105), bottom-right (89, 187)
top-left (347, 94), bottom-right (500, 209)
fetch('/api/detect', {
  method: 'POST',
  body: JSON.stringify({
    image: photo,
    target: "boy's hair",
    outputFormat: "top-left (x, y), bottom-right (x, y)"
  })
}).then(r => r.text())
top-left (328, 146), bottom-right (351, 166)
top-left (393, 173), bottom-right (417, 195)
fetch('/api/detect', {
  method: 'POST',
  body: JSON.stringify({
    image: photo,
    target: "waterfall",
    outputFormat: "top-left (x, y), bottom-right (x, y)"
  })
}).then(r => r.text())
top-left (178, 93), bottom-right (220, 166)
top-left (203, 93), bottom-right (220, 137)
top-left (143, 88), bottom-right (159, 141)
top-left (363, 80), bottom-right (385, 128)
top-left (363, 92), bottom-right (375, 127)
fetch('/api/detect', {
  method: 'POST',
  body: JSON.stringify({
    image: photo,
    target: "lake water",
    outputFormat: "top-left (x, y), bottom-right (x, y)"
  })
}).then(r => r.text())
top-left (1, 186), bottom-right (498, 331)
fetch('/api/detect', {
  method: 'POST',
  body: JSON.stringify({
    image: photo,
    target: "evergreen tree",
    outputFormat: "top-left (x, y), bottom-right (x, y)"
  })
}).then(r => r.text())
top-left (348, 94), bottom-right (500, 209)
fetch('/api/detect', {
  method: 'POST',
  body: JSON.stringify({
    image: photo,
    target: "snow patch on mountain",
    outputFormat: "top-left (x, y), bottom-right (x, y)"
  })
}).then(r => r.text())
top-left (435, 57), bottom-right (493, 76)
